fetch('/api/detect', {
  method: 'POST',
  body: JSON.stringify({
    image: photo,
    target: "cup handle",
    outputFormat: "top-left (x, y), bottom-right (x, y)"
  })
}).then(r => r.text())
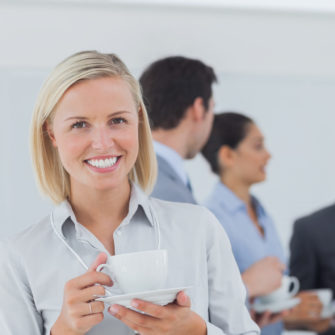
top-left (289, 277), bottom-right (300, 297)
top-left (96, 264), bottom-right (118, 286)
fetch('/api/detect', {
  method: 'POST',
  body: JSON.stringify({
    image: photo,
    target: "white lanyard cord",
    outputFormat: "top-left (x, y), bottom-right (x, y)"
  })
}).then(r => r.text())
top-left (50, 212), bottom-right (89, 271)
top-left (50, 200), bottom-right (161, 271)
top-left (149, 199), bottom-right (161, 250)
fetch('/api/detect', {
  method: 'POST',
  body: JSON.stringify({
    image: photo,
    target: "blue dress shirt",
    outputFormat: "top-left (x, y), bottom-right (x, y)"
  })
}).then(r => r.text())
top-left (205, 182), bottom-right (286, 335)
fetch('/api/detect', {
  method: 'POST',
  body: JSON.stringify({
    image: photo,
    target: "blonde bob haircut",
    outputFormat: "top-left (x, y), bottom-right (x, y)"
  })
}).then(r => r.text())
top-left (30, 51), bottom-right (157, 204)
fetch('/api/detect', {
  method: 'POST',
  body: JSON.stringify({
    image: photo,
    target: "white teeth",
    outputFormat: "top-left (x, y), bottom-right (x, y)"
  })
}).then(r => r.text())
top-left (87, 157), bottom-right (118, 168)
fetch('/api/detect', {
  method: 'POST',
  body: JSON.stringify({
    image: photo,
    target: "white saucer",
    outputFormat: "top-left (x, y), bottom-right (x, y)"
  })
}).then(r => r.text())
top-left (95, 286), bottom-right (192, 308)
top-left (252, 297), bottom-right (301, 313)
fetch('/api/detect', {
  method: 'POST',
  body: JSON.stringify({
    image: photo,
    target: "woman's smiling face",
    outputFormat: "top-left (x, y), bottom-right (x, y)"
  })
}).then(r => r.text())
top-left (47, 76), bottom-right (139, 193)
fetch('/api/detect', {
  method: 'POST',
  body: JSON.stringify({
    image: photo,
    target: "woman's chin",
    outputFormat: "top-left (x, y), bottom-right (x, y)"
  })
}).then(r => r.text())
top-left (257, 174), bottom-right (267, 183)
top-left (250, 174), bottom-right (266, 185)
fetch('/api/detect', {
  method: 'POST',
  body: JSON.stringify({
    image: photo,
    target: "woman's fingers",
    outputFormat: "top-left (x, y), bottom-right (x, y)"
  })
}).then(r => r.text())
top-left (88, 252), bottom-right (108, 272)
top-left (109, 304), bottom-right (156, 332)
top-left (175, 291), bottom-right (191, 307)
top-left (80, 284), bottom-right (106, 302)
top-left (81, 301), bottom-right (105, 316)
top-left (108, 293), bottom-right (197, 334)
top-left (131, 299), bottom-right (168, 319)
top-left (67, 270), bottom-right (113, 291)
top-left (52, 253), bottom-right (111, 334)
top-left (65, 253), bottom-right (112, 292)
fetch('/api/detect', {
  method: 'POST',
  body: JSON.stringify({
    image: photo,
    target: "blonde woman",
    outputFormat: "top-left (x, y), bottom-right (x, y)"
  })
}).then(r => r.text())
top-left (0, 51), bottom-right (259, 335)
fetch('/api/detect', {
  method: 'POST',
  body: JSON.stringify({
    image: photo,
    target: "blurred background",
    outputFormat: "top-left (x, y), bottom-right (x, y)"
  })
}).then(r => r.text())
top-left (1, 0), bottom-right (334, 272)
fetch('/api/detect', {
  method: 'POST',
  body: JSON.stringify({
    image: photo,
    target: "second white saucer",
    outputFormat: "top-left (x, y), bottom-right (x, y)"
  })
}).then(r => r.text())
top-left (252, 297), bottom-right (301, 313)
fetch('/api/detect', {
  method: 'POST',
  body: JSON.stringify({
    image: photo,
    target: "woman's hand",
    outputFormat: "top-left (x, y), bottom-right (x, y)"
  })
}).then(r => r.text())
top-left (51, 253), bottom-right (113, 335)
top-left (242, 256), bottom-right (285, 298)
top-left (250, 309), bottom-right (288, 328)
top-left (108, 291), bottom-right (207, 335)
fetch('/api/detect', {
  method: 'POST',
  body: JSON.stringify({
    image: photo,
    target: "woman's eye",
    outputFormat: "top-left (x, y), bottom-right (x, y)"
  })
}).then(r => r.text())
top-left (72, 121), bottom-right (87, 129)
top-left (254, 143), bottom-right (264, 151)
top-left (111, 118), bottom-right (126, 125)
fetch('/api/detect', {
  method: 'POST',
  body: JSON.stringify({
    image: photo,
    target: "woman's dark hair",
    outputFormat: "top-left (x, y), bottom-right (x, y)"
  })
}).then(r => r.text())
top-left (202, 112), bottom-right (253, 175)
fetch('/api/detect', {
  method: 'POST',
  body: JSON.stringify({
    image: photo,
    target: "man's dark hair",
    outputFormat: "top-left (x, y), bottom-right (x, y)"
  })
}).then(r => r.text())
top-left (202, 112), bottom-right (253, 175)
top-left (139, 56), bottom-right (217, 130)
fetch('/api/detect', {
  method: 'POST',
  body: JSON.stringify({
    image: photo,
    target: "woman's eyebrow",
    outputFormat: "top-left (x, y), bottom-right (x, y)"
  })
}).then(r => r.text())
top-left (64, 111), bottom-right (133, 122)
top-left (64, 116), bottom-right (88, 121)
top-left (107, 111), bottom-right (133, 117)
top-left (251, 136), bottom-right (264, 142)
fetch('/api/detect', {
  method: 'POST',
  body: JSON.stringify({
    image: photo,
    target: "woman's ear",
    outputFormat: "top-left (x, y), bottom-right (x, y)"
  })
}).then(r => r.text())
top-left (44, 121), bottom-right (57, 147)
top-left (218, 145), bottom-right (235, 169)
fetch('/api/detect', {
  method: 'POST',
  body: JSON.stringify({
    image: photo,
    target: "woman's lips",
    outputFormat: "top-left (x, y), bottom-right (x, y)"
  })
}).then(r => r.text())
top-left (84, 156), bottom-right (121, 173)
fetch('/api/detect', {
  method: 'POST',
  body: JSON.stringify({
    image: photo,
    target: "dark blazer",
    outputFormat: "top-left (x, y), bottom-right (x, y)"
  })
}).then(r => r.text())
top-left (151, 154), bottom-right (197, 204)
top-left (289, 203), bottom-right (335, 293)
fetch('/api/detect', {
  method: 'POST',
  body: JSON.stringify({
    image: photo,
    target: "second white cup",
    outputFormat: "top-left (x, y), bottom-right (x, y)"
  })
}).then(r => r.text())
top-left (259, 275), bottom-right (300, 304)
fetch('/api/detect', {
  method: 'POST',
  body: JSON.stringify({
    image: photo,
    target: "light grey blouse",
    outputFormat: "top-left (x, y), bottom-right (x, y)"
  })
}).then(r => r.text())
top-left (0, 184), bottom-right (259, 335)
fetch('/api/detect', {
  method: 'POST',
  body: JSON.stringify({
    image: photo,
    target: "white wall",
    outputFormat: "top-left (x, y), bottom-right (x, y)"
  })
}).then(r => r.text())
top-left (1, 2), bottom-right (335, 257)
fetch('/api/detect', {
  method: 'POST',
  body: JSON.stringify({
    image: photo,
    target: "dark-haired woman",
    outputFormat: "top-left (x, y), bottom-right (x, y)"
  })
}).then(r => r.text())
top-left (202, 112), bottom-right (323, 334)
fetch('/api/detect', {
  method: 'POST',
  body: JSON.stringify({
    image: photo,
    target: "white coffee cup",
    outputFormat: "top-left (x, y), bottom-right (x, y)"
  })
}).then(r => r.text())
top-left (309, 289), bottom-right (333, 318)
top-left (96, 249), bottom-right (168, 294)
top-left (259, 275), bottom-right (300, 304)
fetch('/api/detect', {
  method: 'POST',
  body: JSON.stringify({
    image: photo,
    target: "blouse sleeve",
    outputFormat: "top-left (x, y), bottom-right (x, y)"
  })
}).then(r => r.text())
top-left (0, 240), bottom-right (44, 334)
top-left (203, 208), bottom-right (260, 335)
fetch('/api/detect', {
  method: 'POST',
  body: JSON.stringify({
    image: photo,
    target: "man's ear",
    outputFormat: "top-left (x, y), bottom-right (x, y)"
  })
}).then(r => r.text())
top-left (190, 97), bottom-right (206, 122)
top-left (218, 145), bottom-right (235, 168)
top-left (44, 121), bottom-right (57, 147)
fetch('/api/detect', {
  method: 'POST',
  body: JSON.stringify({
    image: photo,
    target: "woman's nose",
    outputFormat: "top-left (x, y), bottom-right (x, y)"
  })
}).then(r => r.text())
top-left (91, 127), bottom-right (113, 150)
top-left (266, 149), bottom-right (272, 161)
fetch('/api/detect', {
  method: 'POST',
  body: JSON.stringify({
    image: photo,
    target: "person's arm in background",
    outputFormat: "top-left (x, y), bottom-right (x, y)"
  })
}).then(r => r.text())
top-left (284, 219), bottom-right (331, 333)
top-left (284, 291), bottom-right (331, 333)
top-left (242, 257), bottom-right (288, 328)
top-left (242, 256), bottom-right (284, 299)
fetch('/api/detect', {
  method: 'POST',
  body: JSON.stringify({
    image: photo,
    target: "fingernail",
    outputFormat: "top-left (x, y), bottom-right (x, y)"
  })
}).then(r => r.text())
top-left (109, 305), bottom-right (119, 315)
top-left (131, 299), bottom-right (139, 308)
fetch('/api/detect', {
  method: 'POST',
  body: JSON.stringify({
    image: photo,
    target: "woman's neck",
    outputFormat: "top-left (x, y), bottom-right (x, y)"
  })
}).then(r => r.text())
top-left (69, 180), bottom-right (131, 234)
top-left (220, 174), bottom-right (251, 206)
top-left (221, 174), bottom-right (264, 235)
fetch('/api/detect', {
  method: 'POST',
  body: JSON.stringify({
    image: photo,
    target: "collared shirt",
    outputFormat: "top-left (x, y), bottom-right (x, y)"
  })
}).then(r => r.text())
top-left (205, 182), bottom-right (286, 335)
top-left (205, 182), bottom-right (286, 272)
top-left (153, 141), bottom-right (188, 186)
top-left (0, 184), bottom-right (259, 335)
